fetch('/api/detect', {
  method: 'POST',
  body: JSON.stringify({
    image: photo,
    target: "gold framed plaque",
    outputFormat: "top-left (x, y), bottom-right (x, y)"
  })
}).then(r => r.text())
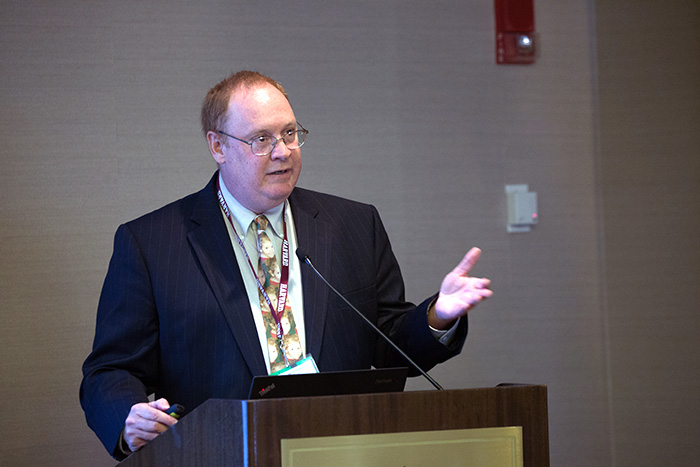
top-left (281, 426), bottom-right (523, 467)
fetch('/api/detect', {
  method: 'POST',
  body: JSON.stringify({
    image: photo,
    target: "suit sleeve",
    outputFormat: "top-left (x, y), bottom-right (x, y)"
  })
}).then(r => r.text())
top-left (79, 223), bottom-right (159, 459)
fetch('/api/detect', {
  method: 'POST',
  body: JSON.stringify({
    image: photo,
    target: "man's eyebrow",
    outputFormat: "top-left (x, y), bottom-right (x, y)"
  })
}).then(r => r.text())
top-left (250, 121), bottom-right (298, 136)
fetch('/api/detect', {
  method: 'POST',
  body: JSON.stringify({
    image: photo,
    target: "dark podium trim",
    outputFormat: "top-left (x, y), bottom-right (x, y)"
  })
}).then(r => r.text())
top-left (121, 384), bottom-right (549, 466)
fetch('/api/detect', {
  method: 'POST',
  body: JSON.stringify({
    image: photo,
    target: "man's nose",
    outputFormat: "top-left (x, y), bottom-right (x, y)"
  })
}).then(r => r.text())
top-left (269, 139), bottom-right (292, 159)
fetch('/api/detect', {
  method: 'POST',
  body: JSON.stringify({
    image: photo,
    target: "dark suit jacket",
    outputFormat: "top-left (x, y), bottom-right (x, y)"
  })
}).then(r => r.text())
top-left (80, 173), bottom-right (468, 458)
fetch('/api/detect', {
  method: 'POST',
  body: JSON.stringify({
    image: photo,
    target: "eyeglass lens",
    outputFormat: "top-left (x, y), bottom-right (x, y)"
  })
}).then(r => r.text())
top-left (251, 130), bottom-right (305, 155)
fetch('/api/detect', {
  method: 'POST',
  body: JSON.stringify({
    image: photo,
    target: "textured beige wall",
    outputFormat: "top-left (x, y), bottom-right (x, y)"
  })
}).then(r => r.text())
top-left (596, 1), bottom-right (700, 465)
top-left (2, 1), bottom-right (693, 466)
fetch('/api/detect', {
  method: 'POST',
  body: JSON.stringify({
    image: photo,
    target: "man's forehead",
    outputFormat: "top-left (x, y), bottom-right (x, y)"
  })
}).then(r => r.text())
top-left (225, 83), bottom-right (295, 131)
top-left (235, 82), bottom-right (273, 102)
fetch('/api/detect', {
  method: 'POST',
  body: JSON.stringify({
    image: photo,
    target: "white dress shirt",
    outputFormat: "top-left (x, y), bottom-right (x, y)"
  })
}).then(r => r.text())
top-left (217, 174), bottom-right (306, 374)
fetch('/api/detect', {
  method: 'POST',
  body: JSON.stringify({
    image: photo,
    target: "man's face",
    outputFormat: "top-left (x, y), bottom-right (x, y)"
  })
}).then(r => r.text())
top-left (213, 83), bottom-right (301, 214)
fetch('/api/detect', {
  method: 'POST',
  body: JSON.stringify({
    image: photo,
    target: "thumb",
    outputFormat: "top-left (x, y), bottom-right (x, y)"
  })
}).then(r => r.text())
top-left (149, 398), bottom-right (171, 412)
top-left (452, 247), bottom-right (482, 276)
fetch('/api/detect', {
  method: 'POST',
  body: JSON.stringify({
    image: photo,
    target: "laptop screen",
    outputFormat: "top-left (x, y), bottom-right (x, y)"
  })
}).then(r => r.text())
top-left (248, 367), bottom-right (409, 400)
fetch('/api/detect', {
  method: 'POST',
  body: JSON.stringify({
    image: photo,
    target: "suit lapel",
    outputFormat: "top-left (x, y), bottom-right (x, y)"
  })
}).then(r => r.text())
top-left (289, 189), bottom-right (332, 360)
top-left (186, 176), bottom-right (267, 376)
top-left (184, 180), bottom-right (333, 376)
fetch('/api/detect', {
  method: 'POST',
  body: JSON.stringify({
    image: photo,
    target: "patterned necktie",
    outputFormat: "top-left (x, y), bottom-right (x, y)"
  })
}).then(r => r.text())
top-left (254, 215), bottom-right (301, 373)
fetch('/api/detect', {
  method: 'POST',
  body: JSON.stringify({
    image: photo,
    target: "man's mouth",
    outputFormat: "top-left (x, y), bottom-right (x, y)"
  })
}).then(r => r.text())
top-left (269, 169), bottom-right (289, 175)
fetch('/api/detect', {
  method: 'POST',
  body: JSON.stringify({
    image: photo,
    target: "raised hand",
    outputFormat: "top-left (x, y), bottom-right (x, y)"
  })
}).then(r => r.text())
top-left (429, 247), bottom-right (493, 330)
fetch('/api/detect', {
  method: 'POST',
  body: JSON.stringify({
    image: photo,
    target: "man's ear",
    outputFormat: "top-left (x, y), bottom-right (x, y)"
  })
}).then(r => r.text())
top-left (206, 131), bottom-right (226, 164)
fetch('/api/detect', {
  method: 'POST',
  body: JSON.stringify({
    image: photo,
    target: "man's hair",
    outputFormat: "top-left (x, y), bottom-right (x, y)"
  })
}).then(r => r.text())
top-left (200, 70), bottom-right (288, 137)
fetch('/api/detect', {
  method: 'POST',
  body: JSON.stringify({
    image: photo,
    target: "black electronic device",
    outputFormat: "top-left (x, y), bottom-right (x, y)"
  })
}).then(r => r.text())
top-left (248, 367), bottom-right (408, 400)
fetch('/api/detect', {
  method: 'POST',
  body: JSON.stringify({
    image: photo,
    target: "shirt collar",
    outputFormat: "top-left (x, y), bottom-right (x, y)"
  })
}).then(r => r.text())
top-left (218, 173), bottom-right (286, 238)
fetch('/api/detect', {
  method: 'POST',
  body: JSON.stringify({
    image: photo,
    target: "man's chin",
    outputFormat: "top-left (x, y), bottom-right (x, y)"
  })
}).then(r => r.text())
top-left (259, 187), bottom-right (295, 210)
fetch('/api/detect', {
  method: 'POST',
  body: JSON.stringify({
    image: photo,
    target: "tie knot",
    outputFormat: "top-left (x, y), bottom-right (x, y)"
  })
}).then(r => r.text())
top-left (254, 215), bottom-right (269, 232)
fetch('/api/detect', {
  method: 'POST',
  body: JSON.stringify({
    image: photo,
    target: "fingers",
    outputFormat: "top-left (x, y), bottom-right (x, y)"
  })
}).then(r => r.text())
top-left (468, 283), bottom-right (494, 303)
top-left (143, 399), bottom-right (178, 427)
top-left (124, 426), bottom-right (164, 452)
top-left (471, 277), bottom-right (493, 296)
top-left (433, 287), bottom-right (490, 326)
top-left (457, 281), bottom-right (492, 307)
top-left (124, 399), bottom-right (177, 452)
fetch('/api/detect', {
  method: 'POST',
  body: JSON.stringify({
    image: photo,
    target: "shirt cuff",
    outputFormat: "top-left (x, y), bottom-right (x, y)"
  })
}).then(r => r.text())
top-left (429, 318), bottom-right (460, 346)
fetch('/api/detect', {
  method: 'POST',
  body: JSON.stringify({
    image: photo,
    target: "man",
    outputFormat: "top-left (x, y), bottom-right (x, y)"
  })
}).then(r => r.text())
top-left (80, 71), bottom-right (493, 459)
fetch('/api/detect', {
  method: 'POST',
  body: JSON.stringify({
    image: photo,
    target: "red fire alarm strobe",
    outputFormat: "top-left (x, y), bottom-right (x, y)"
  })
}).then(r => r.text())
top-left (495, 0), bottom-right (537, 64)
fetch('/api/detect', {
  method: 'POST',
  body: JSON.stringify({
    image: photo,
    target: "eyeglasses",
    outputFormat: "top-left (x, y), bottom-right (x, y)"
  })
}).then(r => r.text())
top-left (216, 123), bottom-right (308, 157)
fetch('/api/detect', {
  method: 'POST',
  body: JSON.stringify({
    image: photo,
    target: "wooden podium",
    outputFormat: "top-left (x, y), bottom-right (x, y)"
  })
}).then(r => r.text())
top-left (121, 384), bottom-right (548, 466)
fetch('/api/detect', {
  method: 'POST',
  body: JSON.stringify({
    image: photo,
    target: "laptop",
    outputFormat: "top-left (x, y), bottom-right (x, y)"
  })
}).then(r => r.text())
top-left (248, 367), bottom-right (409, 400)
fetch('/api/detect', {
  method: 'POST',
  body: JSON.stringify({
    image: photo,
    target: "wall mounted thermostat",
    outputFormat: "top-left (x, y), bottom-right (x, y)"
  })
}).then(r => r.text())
top-left (506, 184), bottom-right (538, 233)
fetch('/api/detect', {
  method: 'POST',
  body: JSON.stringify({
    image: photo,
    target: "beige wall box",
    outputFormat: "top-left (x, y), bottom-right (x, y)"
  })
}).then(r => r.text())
top-left (506, 184), bottom-right (538, 233)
